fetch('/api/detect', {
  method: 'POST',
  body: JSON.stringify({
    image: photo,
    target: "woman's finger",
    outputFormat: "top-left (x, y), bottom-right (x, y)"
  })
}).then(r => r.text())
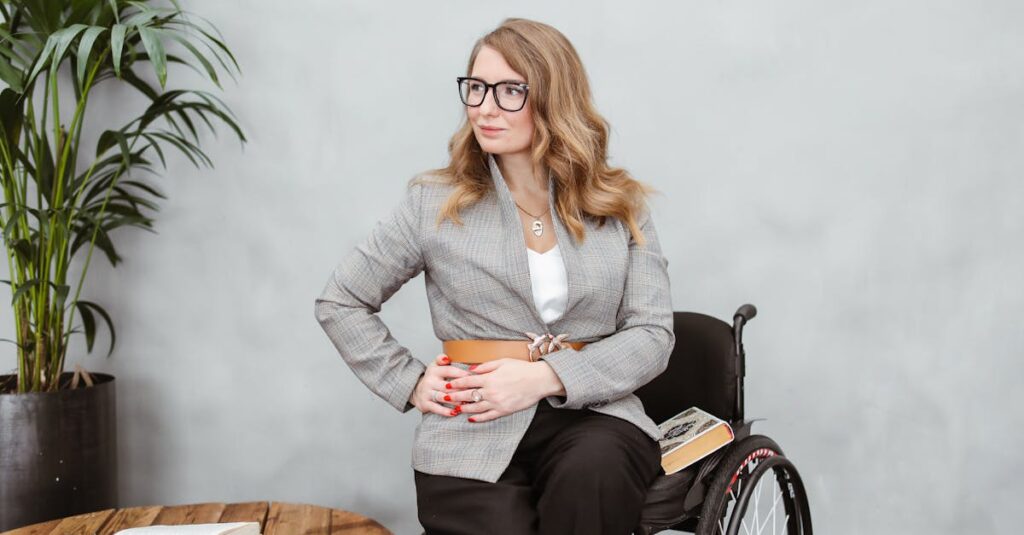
top-left (426, 399), bottom-right (462, 417)
top-left (432, 389), bottom-right (458, 405)
top-left (466, 408), bottom-right (503, 423)
top-left (426, 356), bottom-right (472, 380)
top-left (429, 368), bottom-right (472, 386)
top-left (456, 398), bottom-right (490, 413)
top-left (416, 386), bottom-right (458, 414)
top-left (447, 374), bottom-right (485, 390)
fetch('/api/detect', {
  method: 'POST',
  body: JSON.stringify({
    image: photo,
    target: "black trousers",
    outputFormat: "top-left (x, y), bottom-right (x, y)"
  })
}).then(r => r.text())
top-left (414, 397), bottom-right (663, 535)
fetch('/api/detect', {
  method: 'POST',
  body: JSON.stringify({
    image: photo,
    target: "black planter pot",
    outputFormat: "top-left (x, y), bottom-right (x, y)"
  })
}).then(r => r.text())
top-left (0, 372), bottom-right (118, 531)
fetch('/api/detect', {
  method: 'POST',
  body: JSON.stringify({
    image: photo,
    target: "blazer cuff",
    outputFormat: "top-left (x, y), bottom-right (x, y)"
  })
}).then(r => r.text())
top-left (386, 358), bottom-right (428, 413)
top-left (539, 348), bottom-right (592, 410)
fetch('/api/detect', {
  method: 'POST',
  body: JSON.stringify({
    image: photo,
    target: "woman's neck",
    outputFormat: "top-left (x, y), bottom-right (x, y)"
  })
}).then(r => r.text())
top-left (495, 153), bottom-right (548, 196)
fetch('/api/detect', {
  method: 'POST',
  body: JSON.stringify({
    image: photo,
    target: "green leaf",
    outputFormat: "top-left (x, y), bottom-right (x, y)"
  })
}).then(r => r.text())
top-left (174, 14), bottom-right (240, 75)
top-left (121, 9), bottom-right (159, 28)
top-left (54, 283), bottom-right (70, 310)
top-left (95, 129), bottom-right (121, 157)
top-left (34, 131), bottom-right (55, 203)
top-left (75, 299), bottom-right (96, 352)
top-left (141, 133), bottom-right (166, 168)
top-left (95, 128), bottom-right (131, 168)
top-left (108, 0), bottom-right (120, 24)
top-left (159, 28), bottom-right (219, 87)
top-left (121, 179), bottom-right (166, 200)
top-left (150, 130), bottom-right (208, 167)
top-left (76, 26), bottom-right (106, 87)
top-left (136, 26), bottom-right (166, 88)
top-left (51, 23), bottom-right (90, 75)
top-left (11, 238), bottom-right (34, 265)
top-left (91, 224), bottom-right (122, 266)
top-left (0, 54), bottom-right (24, 93)
top-left (0, 88), bottom-right (24, 144)
top-left (3, 207), bottom-right (24, 240)
top-left (110, 23), bottom-right (126, 78)
top-left (11, 278), bottom-right (38, 305)
top-left (26, 34), bottom-right (58, 86)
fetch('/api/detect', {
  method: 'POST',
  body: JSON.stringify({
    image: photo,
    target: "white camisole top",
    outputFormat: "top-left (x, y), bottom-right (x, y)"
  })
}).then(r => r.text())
top-left (526, 244), bottom-right (568, 324)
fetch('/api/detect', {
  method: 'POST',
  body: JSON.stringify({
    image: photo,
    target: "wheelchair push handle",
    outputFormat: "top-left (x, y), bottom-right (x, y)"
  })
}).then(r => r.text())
top-left (734, 304), bottom-right (757, 325)
top-left (732, 303), bottom-right (757, 423)
top-left (732, 303), bottom-right (757, 376)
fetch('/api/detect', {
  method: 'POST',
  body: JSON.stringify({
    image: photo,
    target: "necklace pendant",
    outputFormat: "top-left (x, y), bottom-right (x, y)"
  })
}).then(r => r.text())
top-left (532, 220), bottom-right (544, 237)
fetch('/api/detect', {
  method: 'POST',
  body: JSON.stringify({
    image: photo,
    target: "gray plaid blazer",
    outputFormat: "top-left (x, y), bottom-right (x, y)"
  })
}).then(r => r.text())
top-left (314, 153), bottom-right (675, 483)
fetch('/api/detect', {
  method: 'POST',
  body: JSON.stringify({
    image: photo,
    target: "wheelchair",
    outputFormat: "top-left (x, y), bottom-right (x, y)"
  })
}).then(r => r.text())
top-left (632, 304), bottom-right (813, 534)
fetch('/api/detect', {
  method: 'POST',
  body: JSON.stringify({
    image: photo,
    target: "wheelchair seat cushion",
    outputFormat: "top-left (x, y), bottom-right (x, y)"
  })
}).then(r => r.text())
top-left (638, 465), bottom-right (700, 529)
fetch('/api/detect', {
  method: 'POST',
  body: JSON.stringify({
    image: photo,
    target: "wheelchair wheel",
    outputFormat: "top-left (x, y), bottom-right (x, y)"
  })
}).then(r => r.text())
top-left (695, 434), bottom-right (812, 535)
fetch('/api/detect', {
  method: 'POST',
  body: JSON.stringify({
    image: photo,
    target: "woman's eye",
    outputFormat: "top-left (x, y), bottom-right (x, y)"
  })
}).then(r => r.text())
top-left (470, 83), bottom-right (485, 92)
top-left (502, 86), bottom-right (522, 96)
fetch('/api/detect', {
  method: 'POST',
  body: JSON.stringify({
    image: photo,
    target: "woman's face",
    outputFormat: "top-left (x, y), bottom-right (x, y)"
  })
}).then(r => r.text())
top-left (466, 45), bottom-right (534, 158)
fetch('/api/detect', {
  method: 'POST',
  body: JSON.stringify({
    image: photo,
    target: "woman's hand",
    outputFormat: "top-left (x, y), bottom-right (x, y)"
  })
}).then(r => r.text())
top-left (448, 358), bottom-right (564, 423)
top-left (410, 354), bottom-right (474, 417)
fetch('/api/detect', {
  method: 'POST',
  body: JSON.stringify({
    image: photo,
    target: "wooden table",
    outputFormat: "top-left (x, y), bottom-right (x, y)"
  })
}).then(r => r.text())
top-left (0, 502), bottom-right (392, 535)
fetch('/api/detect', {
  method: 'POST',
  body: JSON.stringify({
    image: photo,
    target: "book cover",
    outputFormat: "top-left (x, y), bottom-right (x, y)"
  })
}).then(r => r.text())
top-left (658, 406), bottom-right (735, 475)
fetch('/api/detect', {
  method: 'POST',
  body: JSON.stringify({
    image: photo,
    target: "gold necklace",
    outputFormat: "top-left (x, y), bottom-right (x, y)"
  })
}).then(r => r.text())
top-left (514, 201), bottom-right (551, 237)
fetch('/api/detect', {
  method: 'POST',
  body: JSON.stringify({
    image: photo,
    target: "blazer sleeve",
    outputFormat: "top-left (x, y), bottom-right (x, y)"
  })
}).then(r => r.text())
top-left (313, 181), bottom-right (427, 413)
top-left (540, 206), bottom-right (675, 410)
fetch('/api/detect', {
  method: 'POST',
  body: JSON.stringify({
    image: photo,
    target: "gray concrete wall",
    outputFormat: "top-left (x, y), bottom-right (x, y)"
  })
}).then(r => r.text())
top-left (2, 1), bottom-right (1020, 533)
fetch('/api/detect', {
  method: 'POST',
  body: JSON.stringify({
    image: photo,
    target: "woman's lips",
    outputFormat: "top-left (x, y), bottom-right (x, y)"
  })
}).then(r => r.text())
top-left (479, 126), bottom-right (504, 137)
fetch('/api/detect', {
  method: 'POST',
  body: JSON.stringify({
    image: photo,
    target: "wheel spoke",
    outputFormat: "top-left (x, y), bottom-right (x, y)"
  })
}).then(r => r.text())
top-left (736, 464), bottom-right (793, 535)
top-left (771, 485), bottom-right (785, 535)
top-left (752, 469), bottom-right (763, 533)
top-left (758, 482), bottom-right (783, 535)
top-left (741, 465), bottom-right (755, 535)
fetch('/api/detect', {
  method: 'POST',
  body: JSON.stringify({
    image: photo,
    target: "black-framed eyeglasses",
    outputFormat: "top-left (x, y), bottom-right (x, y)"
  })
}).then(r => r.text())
top-left (457, 76), bottom-right (530, 112)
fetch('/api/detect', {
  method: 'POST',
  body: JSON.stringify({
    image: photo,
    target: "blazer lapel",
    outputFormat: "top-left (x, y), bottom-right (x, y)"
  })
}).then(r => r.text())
top-left (546, 176), bottom-right (581, 333)
top-left (487, 154), bottom-right (580, 335)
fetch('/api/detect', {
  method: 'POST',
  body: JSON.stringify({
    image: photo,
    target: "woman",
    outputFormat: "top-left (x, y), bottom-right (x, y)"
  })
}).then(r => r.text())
top-left (314, 18), bottom-right (675, 535)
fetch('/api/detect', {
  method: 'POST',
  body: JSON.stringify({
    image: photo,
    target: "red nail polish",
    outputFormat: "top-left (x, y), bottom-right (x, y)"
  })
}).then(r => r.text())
top-left (450, 409), bottom-right (458, 416)
top-left (454, 406), bottom-right (461, 414)
top-left (469, 364), bottom-right (478, 371)
top-left (441, 356), bottom-right (450, 364)
top-left (468, 417), bottom-right (476, 423)
top-left (444, 394), bottom-right (452, 402)
top-left (445, 383), bottom-right (452, 389)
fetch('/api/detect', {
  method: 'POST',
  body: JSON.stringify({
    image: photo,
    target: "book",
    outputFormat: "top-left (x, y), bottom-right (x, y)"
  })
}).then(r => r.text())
top-left (114, 522), bottom-right (261, 535)
top-left (658, 406), bottom-right (735, 475)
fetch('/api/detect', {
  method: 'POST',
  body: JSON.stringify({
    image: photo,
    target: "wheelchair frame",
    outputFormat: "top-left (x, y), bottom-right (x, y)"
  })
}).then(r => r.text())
top-left (633, 304), bottom-right (813, 535)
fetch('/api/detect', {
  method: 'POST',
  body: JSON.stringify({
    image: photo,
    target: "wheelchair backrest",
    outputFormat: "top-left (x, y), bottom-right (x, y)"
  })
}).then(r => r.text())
top-left (633, 311), bottom-right (740, 425)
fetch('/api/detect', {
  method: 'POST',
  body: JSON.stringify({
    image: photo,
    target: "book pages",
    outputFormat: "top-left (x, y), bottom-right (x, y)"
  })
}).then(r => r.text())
top-left (114, 522), bottom-right (261, 535)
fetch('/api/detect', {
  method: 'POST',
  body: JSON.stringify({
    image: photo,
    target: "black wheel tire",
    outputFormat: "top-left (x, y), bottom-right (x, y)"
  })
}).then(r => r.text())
top-left (695, 434), bottom-right (785, 535)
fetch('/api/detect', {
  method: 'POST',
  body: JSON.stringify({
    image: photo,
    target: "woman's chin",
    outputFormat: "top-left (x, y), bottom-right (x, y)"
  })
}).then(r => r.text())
top-left (476, 139), bottom-right (525, 156)
top-left (476, 139), bottom-right (502, 153)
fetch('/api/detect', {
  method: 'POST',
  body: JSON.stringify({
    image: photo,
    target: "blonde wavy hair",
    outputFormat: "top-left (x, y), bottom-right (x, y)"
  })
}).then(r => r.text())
top-left (420, 17), bottom-right (658, 246)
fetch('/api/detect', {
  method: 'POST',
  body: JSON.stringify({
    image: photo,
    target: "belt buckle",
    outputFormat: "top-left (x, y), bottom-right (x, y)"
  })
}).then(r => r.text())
top-left (525, 332), bottom-right (570, 362)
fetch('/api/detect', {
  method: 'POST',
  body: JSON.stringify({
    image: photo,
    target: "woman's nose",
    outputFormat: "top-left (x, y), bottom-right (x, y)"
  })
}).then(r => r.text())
top-left (479, 88), bottom-right (500, 116)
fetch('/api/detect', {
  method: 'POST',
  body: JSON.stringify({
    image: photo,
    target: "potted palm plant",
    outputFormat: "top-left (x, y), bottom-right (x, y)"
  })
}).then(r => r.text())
top-left (0, 1), bottom-right (244, 529)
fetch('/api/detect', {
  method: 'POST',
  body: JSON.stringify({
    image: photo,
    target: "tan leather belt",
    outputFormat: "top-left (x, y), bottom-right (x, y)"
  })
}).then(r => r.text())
top-left (443, 339), bottom-right (588, 364)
